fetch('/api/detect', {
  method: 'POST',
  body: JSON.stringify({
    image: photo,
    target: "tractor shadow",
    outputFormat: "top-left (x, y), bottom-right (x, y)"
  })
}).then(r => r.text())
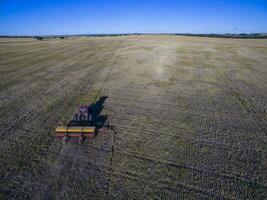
top-left (93, 96), bottom-right (116, 134)
top-left (92, 96), bottom-right (109, 133)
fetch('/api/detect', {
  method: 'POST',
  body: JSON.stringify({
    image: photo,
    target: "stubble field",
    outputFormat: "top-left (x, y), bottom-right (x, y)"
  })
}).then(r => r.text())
top-left (0, 35), bottom-right (266, 199)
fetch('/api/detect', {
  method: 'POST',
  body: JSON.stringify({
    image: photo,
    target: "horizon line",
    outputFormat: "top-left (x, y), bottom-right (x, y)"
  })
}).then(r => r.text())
top-left (1, 32), bottom-right (267, 37)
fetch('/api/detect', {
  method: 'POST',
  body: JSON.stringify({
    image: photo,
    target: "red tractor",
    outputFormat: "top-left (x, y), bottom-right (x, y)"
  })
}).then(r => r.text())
top-left (55, 105), bottom-right (95, 144)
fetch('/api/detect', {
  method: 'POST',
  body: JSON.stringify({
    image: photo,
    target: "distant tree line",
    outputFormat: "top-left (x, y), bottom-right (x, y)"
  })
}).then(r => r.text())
top-left (174, 33), bottom-right (267, 39)
top-left (1, 33), bottom-right (267, 39)
top-left (0, 35), bottom-right (66, 40)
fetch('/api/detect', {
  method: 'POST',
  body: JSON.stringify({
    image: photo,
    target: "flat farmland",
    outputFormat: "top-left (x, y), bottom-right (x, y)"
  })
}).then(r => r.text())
top-left (0, 35), bottom-right (266, 199)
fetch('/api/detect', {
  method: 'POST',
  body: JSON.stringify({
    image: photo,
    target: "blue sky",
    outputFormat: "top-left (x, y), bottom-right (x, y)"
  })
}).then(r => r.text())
top-left (0, 0), bottom-right (267, 35)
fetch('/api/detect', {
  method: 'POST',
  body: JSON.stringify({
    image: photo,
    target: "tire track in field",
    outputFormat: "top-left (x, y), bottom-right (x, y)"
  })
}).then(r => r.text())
top-left (33, 40), bottom-right (126, 200)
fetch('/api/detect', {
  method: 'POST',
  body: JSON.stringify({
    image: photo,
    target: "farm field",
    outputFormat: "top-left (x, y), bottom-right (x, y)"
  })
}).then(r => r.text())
top-left (0, 35), bottom-right (267, 199)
